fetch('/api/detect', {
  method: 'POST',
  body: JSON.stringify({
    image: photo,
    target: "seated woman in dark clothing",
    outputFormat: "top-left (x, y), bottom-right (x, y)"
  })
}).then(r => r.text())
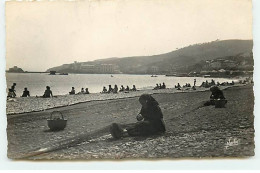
top-left (204, 86), bottom-right (227, 106)
top-left (110, 94), bottom-right (166, 139)
top-left (22, 88), bottom-right (30, 97)
top-left (43, 86), bottom-right (53, 98)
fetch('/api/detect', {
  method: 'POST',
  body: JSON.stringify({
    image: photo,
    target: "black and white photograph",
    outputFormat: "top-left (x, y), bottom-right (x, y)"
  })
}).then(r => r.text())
top-left (4, 0), bottom-right (255, 160)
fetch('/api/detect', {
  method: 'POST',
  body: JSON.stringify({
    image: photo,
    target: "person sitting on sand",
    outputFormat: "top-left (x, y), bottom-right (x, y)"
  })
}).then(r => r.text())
top-left (69, 87), bottom-right (75, 95)
top-left (131, 85), bottom-right (137, 91)
top-left (119, 85), bottom-right (125, 92)
top-left (110, 94), bottom-right (166, 139)
top-left (154, 84), bottom-right (159, 90)
top-left (11, 85), bottom-right (16, 97)
top-left (21, 88), bottom-right (30, 97)
top-left (7, 88), bottom-right (15, 98)
top-left (125, 86), bottom-right (130, 91)
top-left (12, 83), bottom-right (16, 95)
top-left (113, 85), bottom-right (118, 93)
top-left (43, 86), bottom-right (53, 98)
top-left (108, 85), bottom-right (113, 93)
top-left (85, 88), bottom-right (90, 94)
top-left (204, 86), bottom-right (227, 106)
top-left (177, 83), bottom-right (181, 90)
top-left (211, 79), bottom-right (216, 86)
top-left (162, 83), bottom-right (166, 89)
top-left (102, 86), bottom-right (108, 93)
top-left (205, 80), bottom-right (210, 88)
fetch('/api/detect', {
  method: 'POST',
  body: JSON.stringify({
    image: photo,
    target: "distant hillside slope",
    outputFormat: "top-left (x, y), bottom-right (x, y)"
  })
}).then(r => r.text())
top-left (47, 39), bottom-right (253, 74)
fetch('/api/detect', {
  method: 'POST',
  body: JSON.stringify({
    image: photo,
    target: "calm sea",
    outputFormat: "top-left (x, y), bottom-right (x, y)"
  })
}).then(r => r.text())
top-left (6, 73), bottom-right (237, 96)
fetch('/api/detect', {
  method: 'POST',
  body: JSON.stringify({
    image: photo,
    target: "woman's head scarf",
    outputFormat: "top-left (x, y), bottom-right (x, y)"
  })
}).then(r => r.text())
top-left (139, 94), bottom-right (159, 106)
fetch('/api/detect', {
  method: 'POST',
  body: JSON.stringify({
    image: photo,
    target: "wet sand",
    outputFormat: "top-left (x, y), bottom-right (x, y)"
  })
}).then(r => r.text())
top-left (7, 84), bottom-right (254, 160)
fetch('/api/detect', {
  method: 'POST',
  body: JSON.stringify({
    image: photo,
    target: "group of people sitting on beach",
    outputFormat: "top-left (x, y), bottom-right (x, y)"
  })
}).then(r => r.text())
top-left (7, 83), bottom-right (31, 98)
top-left (200, 79), bottom-right (235, 88)
top-left (69, 87), bottom-right (89, 95)
top-left (174, 79), bottom-right (197, 91)
top-left (153, 83), bottom-right (166, 90)
top-left (101, 85), bottom-right (137, 93)
top-left (239, 77), bottom-right (253, 84)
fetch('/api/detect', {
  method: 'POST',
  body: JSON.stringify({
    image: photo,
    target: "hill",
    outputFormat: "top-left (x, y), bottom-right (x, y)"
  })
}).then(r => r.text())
top-left (46, 39), bottom-right (253, 74)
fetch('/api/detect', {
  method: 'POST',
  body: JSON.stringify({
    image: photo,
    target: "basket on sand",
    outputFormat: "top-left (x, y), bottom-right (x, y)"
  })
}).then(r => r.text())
top-left (47, 111), bottom-right (67, 131)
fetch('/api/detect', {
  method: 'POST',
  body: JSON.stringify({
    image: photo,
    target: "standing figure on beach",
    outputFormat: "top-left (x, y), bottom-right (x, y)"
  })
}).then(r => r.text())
top-left (204, 86), bottom-right (227, 106)
top-left (194, 79), bottom-right (196, 87)
top-left (21, 88), bottom-right (30, 97)
top-left (43, 86), bottom-right (53, 98)
top-left (69, 87), bottom-right (75, 95)
top-left (110, 94), bottom-right (166, 139)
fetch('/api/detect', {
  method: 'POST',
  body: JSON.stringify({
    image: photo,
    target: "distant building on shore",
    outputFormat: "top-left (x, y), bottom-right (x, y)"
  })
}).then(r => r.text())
top-left (8, 66), bottom-right (24, 73)
top-left (79, 63), bottom-right (120, 74)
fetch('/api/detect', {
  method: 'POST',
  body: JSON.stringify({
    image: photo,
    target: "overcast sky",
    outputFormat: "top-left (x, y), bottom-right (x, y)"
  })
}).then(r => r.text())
top-left (6, 0), bottom-right (253, 71)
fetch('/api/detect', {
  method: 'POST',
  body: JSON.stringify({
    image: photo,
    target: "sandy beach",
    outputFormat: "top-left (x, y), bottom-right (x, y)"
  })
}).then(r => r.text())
top-left (6, 84), bottom-right (254, 160)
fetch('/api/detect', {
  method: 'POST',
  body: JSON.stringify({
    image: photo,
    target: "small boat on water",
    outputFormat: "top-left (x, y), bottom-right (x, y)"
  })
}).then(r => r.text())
top-left (59, 73), bottom-right (69, 75)
top-left (203, 75), bottom-right (211, 78)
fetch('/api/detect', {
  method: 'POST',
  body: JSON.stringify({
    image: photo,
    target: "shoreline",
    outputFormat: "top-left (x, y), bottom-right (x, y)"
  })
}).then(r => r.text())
top-left (6, 83), bottom-right (246, 116)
